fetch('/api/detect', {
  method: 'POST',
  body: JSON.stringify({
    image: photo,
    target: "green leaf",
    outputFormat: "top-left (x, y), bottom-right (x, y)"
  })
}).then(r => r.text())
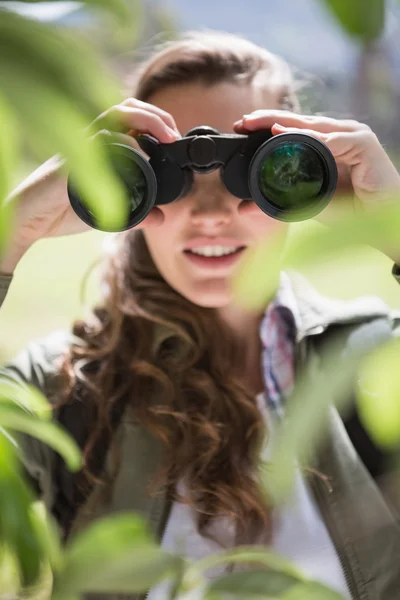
top-left (0, 403), bottom-right (82, 471)
top-left (181, 547), bottom-right (305, 596)
top-left (53, 513), bottom-right (182, 598)
top-left (0, 10), bottom-right (122, 118)
top-left (263, 334), bottom-right (363, 501)
top-left (231, 229), bottom-right (284, 310)
top-left (0, 547), bottom-right (20, 595)
top-left (233, 201), bottom-right (400, 312)
top-left (206, 569), bottom-right (301, 598)
top-left (356, 339), bottom-right (400, 448)
top-left (0, 9), bottom-right (133, 231)
top-left (282, 580), bottom-right (346, 600)
top-left (30, 501), bottom-right (64, 574)
top-left (0, 57), bottom-right (130, 231)
top-left (0, 93), bottom-right (18, 254)
top-left (320, 0), bottom-right (385, 42)
top-left (0, 432), bottom-right (44, 587)
top-left (0, 379), bottom-right (53, 420)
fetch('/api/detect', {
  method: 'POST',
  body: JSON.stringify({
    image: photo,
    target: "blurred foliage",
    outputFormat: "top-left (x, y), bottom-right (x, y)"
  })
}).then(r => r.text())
top-left (233, 200), bottom-right (400, 310)
top-left (357, 338), bottom-right (400, 448)
top-left (320, 0), bottom-right (385, 42)
top-left (0, 0), bottom-right (399, 599)
top-left (0, 3), bottom-right (140, 233)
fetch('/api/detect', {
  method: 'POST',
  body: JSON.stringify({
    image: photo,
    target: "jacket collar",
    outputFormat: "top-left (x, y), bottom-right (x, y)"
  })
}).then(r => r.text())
top-left (275, 270), bottom-right (391, 342)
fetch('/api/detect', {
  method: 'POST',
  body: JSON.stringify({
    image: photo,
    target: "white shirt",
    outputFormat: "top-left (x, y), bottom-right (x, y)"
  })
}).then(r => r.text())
top-left (148, 392), bottom-right (351, 599)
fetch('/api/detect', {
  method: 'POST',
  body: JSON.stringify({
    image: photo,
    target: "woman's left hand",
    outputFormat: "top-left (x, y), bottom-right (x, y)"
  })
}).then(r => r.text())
top-left (234, 111), bottom-right (400, 212)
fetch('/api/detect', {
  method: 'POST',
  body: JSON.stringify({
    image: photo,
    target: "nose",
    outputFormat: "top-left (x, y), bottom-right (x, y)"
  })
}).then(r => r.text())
top-left (189, 173), bottom-right (237, 228)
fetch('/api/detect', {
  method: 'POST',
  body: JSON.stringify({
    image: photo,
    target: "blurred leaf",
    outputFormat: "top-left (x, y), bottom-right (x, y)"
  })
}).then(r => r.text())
top-left (263, 334), bottom-right (363, 501)
top-left (231, 228), bottom-right (284, 310)
top-left (0, 431), bottom-right (44, 587)
top-left (206, 569), bottom-right (301, 598)
top-left (0, 547), bottom-right (20, 594)
top-left (356, 338), bottom-right (400, 448)
top-left (0, 59), bottom-right (130, 231)
top-left (200, 547), bottom-right (303, 577)
top-left (31, 501), bottom-right (64, 574)
top-left (0, 379), bottom-right (52, 420)
top-left (53, 513), bottom-right (182, 598)
top-left (320, 0), bottom-right (385, 42)
top-left (0, 9), bottom-right (131, 230)
top-left (0, 93), bottom-right (18, 254)
top-left (282, 580), bottom-right (346, 599)
top-left (80, 549), bottom-right (181, 594)
top-left (233, 201), bottom-right (400, 311)
top-left (181, 547), bottom-right (305, 596)
top-left (0, 402), bottom-right (82, 471)
top-left (0, 9), bottom-right (122, 118)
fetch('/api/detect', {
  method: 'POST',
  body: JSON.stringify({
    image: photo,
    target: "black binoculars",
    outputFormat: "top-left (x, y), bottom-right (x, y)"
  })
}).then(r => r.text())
top-left (67, 125), bottom-right (338, 232)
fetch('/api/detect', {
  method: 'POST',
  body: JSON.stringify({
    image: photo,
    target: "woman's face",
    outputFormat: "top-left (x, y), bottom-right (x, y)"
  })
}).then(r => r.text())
top-left (143, 81), bottom-right (289, 308)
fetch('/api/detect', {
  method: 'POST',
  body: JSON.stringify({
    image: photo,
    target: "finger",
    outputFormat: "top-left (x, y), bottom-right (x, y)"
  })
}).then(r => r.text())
top-left (270, 123), bottom-right (329, 144)
top-left (93, 106), bottom-right (180, 144)
top-left (121, 98), bottom-right (181, 135)
top-left (117, 106), bottom-right (180, 143)
top-left (90, 130), bottom-right (146, 157)
top-left (233, 110), bottom-right (370, 135)
top-left (270, 124), bottom-right (379, 166)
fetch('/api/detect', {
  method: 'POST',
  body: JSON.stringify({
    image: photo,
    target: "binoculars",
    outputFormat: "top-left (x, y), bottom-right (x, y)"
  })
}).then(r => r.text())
top-left (67, 125), bottom-right (338, 232)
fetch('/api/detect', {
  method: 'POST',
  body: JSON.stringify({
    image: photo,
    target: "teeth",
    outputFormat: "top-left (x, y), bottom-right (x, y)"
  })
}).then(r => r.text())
top-left (189, 245), bottom-right (240, 257)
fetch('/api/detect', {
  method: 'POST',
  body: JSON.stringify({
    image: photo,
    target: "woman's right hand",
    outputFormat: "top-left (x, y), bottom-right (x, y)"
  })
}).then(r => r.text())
top-left (0, 98), bottom-right (181, 274)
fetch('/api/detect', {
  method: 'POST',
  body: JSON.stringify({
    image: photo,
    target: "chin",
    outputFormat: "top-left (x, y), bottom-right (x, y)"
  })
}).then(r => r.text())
top-left (183, 288), bottom-right (232, 308)
top-left (164, 275), bottom-right (234, 308)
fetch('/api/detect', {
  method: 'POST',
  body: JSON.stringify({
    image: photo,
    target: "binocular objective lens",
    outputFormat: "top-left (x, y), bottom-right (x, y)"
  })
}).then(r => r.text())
top-left (112, 154), bottom-right (148, 217)
top-left (121, 162), bottom-right (147, 214)
top-left (257, 142), bottom-right (325, 210)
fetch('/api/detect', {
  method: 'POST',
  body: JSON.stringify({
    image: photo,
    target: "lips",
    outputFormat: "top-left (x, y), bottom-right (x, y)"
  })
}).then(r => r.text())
top-left (183, 246), bottom-right (246, 270)
top-left (183, 237), bottom-right (247, 251)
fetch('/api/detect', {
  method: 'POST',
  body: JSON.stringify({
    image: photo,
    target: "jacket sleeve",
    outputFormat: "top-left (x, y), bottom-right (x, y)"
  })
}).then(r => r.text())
top-left (0, 272), bottom-right (72, 512)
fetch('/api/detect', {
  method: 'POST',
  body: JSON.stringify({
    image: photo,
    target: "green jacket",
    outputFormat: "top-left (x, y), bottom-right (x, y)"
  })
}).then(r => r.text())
top-left (1, 270), bottom-right (400, 600)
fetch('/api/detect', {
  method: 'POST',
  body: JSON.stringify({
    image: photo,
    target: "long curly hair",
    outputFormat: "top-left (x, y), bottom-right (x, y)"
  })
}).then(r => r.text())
top-left (58, 30), bottom-right (300, 544)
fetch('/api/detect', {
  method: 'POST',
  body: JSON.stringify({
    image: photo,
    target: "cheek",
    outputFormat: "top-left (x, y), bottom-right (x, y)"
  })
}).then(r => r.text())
top-left (238, 201), bottom-right (288, 238)
top-left (143, 207), bottom-right (183, 270)
top-left (244, 211), bottom-right (289, 242)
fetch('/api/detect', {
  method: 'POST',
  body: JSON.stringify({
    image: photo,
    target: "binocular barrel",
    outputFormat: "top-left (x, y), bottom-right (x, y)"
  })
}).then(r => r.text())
top-left (67, 127), bottom-right (338, 232)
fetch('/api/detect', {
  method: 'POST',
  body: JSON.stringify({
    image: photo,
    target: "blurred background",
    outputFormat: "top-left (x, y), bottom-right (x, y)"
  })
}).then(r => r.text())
top-left (1, 0), bottom-right (400, 359)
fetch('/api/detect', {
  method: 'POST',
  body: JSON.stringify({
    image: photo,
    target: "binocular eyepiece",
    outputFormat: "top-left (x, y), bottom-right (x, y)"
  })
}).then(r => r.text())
top-left (67, 125), bottom-right (338, 232)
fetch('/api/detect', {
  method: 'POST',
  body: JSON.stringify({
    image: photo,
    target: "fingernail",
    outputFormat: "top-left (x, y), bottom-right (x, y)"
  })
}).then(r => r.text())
top-left (167, 127), bottom-right (180, 141)
top-left (243, 114), bottom-right (258, 121)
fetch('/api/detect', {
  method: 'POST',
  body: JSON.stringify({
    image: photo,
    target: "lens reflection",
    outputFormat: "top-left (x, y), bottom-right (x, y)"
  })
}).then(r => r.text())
top-left (258, 142), bottom-right (324, 210)
top-left (112, 153), bottom-right (147, 217)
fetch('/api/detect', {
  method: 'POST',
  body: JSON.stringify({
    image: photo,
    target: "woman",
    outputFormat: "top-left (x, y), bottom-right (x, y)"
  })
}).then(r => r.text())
top-left (1, 30), bottom-right (400, 599)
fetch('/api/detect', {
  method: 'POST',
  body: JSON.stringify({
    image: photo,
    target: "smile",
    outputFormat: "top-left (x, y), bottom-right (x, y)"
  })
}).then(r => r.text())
top-left (183, 246), bottom-right (246, 269)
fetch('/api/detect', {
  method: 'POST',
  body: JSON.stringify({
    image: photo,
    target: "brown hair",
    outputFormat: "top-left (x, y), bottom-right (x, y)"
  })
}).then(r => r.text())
top-left (59, 30), bottom-right (300, 543)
